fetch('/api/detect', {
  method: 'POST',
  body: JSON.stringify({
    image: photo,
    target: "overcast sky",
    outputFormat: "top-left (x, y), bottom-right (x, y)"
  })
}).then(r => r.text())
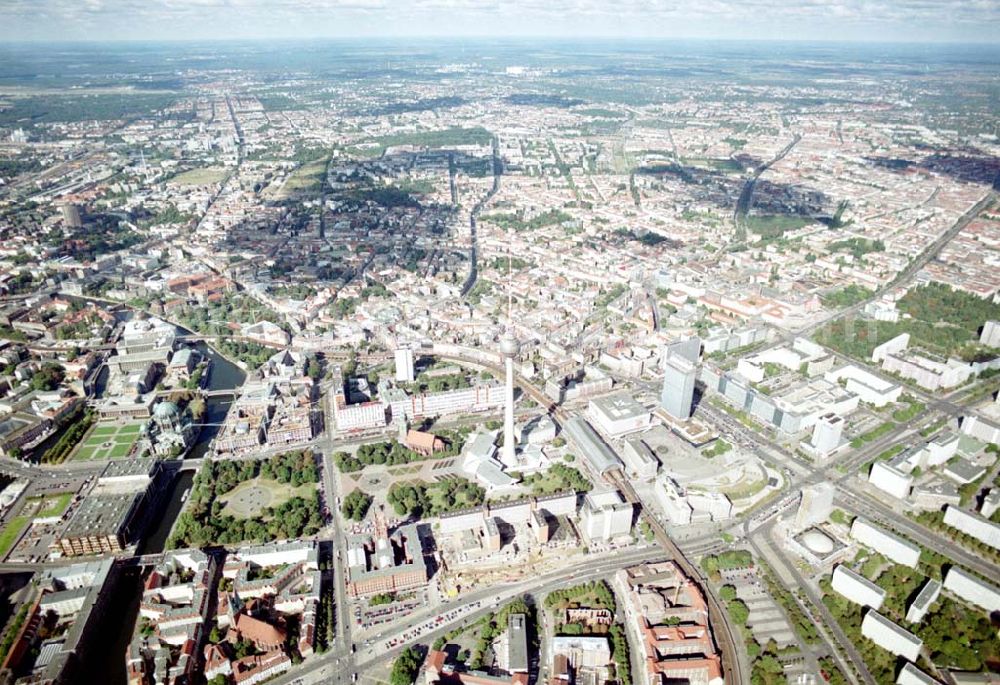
top-left (3, 0), bottom-right (999, 43)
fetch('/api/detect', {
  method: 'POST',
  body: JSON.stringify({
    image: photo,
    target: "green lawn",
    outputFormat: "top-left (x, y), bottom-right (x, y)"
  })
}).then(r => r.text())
top-left (167, 167), bottom-right (228, 186)
top-left (74, 445), bottom-right (99, 460)
top-left (32, 493), bottom-right (72, 518)
top-left (71, 422), bottom-right (143, 461)
top-left (850, 421), bottom-right (896, 449)
top-left (219, 478), bottom-right (316, 519)
top-left (108, 443), bottom-right (133, 459)
top-left (0, 516), bottom-right (30, 558)
top-left (746, 214), bottom-right (814, 240)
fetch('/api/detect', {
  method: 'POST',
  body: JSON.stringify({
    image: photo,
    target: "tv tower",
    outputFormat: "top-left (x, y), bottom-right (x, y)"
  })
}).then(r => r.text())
top-left (499, 224), bottom-right (520, 467)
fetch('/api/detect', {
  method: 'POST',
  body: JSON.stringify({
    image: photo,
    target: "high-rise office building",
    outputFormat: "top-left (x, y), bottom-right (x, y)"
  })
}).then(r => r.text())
top-left (61, 202), bottom-right (82, 228)
top-left (660, 353), bottom-right (697, 420)
top-left (793, 482), bottom-right (835, 530)
top-left (810, 412), bottom-right (844, 457)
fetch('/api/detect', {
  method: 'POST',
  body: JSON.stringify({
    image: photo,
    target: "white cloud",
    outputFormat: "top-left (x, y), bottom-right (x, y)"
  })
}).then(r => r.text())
top-left (1, 0), bottom-right (998, 40)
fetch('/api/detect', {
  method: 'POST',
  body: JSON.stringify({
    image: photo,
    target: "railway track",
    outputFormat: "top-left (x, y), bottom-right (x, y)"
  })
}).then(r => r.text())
top-left (607, 470), bottom-right (746, 685)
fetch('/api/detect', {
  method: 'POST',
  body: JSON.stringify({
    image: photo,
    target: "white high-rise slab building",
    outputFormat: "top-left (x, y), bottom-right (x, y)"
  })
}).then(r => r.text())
top-left (831, 565), bottom-right (886, 609)
top-left (980, 320), bottom-right (1000, 348)
top-left (861, 611), bottom-right (922, 661)
top-left (850, 518), bottom-right (920, 568)
top-left (394, 347), bottom-right (415, 383)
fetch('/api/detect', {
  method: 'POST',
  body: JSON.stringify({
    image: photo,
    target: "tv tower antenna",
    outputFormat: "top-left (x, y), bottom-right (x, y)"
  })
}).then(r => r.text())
top-left (499, 222), bottom-right (520, 467)
top-left (507, 223), bottom-right (513, 328)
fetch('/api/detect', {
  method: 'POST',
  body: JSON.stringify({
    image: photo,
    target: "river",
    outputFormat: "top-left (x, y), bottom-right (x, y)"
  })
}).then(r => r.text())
top-left (86, 566), bottom-right (142, 685)
top-left (86, 313), bottom-right (247, 685)
top-left (139, 335), bottom-right (246, 552)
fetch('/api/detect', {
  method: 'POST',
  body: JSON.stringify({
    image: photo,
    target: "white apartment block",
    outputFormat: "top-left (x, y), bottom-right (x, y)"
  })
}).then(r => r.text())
top-left (980, 320), bottom-right (1000, 348)
top-left (831, 565), bottom-right (886, 609)
top-left (897, 664), bottom-right (942, 685)
top-left (905, 579), bottom-right (941, 623)
top-left (580, 490), bottom-right (633, 543)
top-left (861, 610), bottom-right (922, 661)
top-left (960, 415), bottom-right (1000, 444)
top-left (654, 478), bottom-right (693, 525)
top-left (943, 567), bottom-right (1000, 613)
top-left (869, 462), bottom-right (913, 500)
top-left (943, 506), bottom-right (1000, 550)
top-left (850, 519), bottom-right (920, 568)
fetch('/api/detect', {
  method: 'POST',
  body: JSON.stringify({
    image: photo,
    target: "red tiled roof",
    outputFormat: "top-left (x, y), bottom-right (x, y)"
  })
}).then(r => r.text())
top-left (232, 613), bottom-right (286, 649)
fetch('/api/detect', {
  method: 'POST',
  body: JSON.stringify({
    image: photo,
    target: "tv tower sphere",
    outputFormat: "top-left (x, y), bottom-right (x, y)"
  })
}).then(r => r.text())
top-left (499, 330), bottom-right (520, 357)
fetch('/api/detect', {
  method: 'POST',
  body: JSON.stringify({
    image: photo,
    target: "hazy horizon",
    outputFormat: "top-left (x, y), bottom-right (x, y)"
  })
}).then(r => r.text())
top-left (3, 0), bottom-right (999, 44)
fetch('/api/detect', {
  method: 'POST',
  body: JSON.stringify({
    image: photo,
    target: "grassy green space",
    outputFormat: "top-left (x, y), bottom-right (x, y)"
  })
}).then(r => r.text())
top-left (703, 438), bottom-right (732, 459)
top-left (277, 159), bottom-right (327, 198)
top-left (375, 126), bottom-right (491, 151)
top-left (576, 108), bottom-right (626, 119)
top-left (72, 421), bottom-right (143, 461)
top-left (386, 478), bottom-right (485, 518)
top-left (545, 580), bottom-right (616, 614)
top-left (219, 477), bottom-right (317, 519)
top-left (167, 167), bottom-right (229, 186)
top-left (849, 421), bottom-right (896, 449)
top-left (816, 282), bottom-right (1000, 360)
top-left (828, 237), bottom-right (885, 259)
top-left (519, 464), bottom-right (592, 495)
top-left (891, 397), bottom-right (925, 422)
top-left (829, 509), bottom-right (853, 526)
top-left (701, 550), bottom-right (753, 579)
top-left (0, 516), bottom-right (30, 558)
top-left (720, 476), bottom-right (768, 501)
top-left (479, 208), bottom-right (573, 233)
top-left (919, 418), bottom-right (949, 438)
top-left (31, 493), bottom-right (72, 518)
top-left (821, 284), bottom-right (873, 308)
top-left (685, 157), bottom-right (744, 173)
top-left (746, 214), bottom-right (813, 240)
top-left (170, 452), bottom-right (321, 548)
top-left (108, 443), bottom-right (133, 459)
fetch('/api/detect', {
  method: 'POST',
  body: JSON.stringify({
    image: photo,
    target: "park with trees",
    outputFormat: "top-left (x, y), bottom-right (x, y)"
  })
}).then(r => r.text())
top-left (386, 478), bottom-right (485, 518)
top-left (341, 489), bottom-right (373, 521)
top-left (168, 450), bottom-right (323, 547)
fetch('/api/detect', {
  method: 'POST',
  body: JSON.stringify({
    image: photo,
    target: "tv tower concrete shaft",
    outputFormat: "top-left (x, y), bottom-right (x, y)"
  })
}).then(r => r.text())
top-left (500, 334), bottom-right (518, 465)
